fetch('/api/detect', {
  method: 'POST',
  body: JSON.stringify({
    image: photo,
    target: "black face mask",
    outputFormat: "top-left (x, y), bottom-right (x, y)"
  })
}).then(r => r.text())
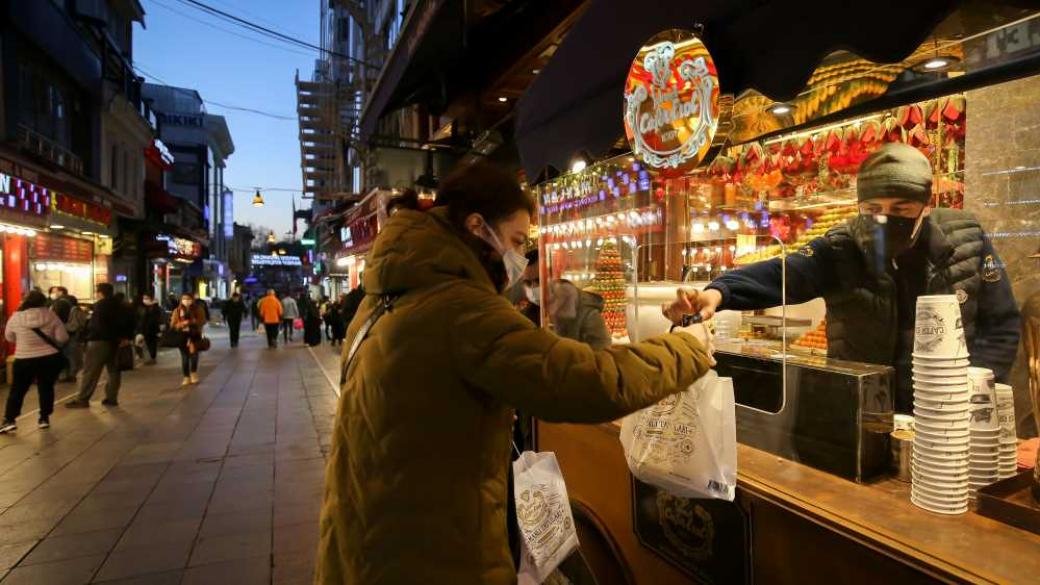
top-left (851, 213), bottom-right (924, 270)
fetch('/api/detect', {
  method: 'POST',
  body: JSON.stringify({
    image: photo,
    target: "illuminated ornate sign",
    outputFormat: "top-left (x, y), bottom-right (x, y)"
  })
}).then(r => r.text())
top-left (623, 30), bottom-right (732, 174)
top-left (156, 234), bottom-right (201, 260)
top-left (0, 172), bottom-right (50, 217)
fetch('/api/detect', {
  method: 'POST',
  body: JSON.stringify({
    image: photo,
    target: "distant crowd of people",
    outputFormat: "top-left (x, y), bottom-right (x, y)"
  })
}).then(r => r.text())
top-left (248, 286), bottom-right (364, 349)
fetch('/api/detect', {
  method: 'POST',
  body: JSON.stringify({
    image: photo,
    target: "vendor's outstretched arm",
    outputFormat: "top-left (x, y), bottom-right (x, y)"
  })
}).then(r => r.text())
top-left (706, 238), bottom-right (834, 311)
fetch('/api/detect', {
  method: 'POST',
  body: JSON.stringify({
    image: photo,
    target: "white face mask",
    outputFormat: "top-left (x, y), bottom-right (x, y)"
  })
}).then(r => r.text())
top-left (524, 285), bottom-right (540, 305)
top-left (50, 293), bottom-right (59, 300)
top-left (143, 299), bottom-right (154, 306)
top-left (477, 215), bottom-right (528, 289)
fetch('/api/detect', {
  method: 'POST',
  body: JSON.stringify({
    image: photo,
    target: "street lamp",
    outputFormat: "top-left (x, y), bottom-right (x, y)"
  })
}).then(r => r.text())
top-left (266, 233), bottom-right (276, 244)
top-left (252, 189), bottom-right (265, 207)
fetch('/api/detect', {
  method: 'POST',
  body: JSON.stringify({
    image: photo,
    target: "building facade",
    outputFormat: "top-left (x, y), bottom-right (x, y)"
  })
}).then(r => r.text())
top-left (140, 83), bottom-right (235, 300)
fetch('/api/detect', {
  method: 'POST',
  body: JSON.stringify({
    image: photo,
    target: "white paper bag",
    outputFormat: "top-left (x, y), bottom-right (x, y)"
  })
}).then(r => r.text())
top-left (513, 451), bottom-right (580, 584)
top-left (620, 370), bottom-right (737, 501)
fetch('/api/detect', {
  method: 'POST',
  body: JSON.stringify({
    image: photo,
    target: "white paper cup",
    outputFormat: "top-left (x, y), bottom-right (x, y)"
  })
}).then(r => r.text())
top-left (911, 489), bottom-right (969, 508)
top-left (912, 355), bottom-right (970, 368)
top-left (912, 464), bottom-right (969, 481)
top-left (967, 371), bottom-right (998, 433)
top-left (914, 397), bottom-right (970, 411)
top-left (915, 427), bottom-right (971, 442)
top-left (914, 407), bottom-right (970, 421)
top-left (913, 455), bottom-right (969, 471)
top-left (914, 296), bottom-right (967, 358)
top-left (914, 388), bottom-right (970, 402)
top-left (915, 436), bottom-right (970, 450)
top-left (911, 497), bottom-right (969, 515)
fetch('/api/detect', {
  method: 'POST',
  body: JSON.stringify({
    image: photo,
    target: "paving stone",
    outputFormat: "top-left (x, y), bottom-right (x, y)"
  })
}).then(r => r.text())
top-left (93, 541), bottom-right (193, 582)
top-left (20, 528), bottom-right (122, 566)
top-left (0, 554), bottom-right (105, 585)
top-left (189, 529), bottom-right (271, 567)
top-left (181, 556), bottom-right (271, 585)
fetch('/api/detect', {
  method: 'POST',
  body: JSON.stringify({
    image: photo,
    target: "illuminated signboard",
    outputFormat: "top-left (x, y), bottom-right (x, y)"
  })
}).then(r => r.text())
top-left (0, 172), bottom-right (50, 216)
top-left (340, 227), bottom-right (352, 247)
top-left (156, 234), bottom-right (201, 260)
top-left (223, 190), bottom-right (234, 239)
top-left (252, 254), bottom-right (303, 267)
top-left (623, 29), bottom-right (732, 174)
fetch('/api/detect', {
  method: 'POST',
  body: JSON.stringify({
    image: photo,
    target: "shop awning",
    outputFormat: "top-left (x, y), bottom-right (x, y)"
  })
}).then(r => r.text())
top-left (358, 0), bottom-right (462, 141)
top-left (514, 0), bottom-right (961, 179)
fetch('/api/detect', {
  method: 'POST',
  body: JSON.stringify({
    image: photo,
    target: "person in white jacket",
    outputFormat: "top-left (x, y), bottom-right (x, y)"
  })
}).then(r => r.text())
top-left (1, 290), bottom-right (69, 433)
top-left (280, 292), bottom-right (300, 343)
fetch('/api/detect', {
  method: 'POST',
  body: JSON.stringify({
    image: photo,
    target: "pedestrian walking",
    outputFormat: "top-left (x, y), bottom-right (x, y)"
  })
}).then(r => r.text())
top-left (223, 292), bottom-right (246, 348)
top-left (258, 289), bottom-right (283, 348)
top-left (315, 163), bottom-right (713, 585)
top-left (0, 290), bottom-right (69, 433)
top-left (329, 295), bottom-right (346, 346)
top-left (320, 296), bottom-right (332, 341)
top-left (136, 293), bottom-right (163, 365)
top-left (341, 281), bottom-right (364, 327)
top-left (65, 283), bottom-right (135, 408)
top-left (171, 292), bottom-right (207, 386)
top-left (250, 295), bottom-right (260, 331)
top-left (48, 286), bottom-right (85, 382)
top-left (280, 292), bottom-right (299, 343)
top-left (300, 293), bottom-right (322, 346)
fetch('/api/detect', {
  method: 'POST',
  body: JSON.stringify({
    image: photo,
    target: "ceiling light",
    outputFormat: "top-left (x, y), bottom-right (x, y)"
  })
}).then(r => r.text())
top-left (531, 69), bottom-right (540, 75)
top-left (497, 97), bottom-right (508, 103)
top-left (769, 103), bottom-right (792, 115)
top-left (81, 231), bottom-right (94, 236)
top-left (923, 57), bottom-right (950, 70)
top-left (50, 224), bottom-right (65, 230)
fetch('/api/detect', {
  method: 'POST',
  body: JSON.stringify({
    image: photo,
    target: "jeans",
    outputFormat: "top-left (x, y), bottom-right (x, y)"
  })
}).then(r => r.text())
top-left (5, 353), bottom-right (63, 421)
top-left (76, 341), bottom-right (121, 402)
top-left (228, 318), bottom-right (241, 347)
top-left (282, 319), bottom-right (294, 342)
top-left (264, 323), bottom-right (280, 347)
top-left (145, 334), bottom-right (158, 360)
top-left (62, 340), bottom-right (83, 380)
top-left (179, 346), bottom-right (199, 376)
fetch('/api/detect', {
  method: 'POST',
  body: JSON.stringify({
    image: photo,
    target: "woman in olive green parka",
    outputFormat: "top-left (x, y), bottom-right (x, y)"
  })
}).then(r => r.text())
top-left (316, 163), bottom-right (713, 585)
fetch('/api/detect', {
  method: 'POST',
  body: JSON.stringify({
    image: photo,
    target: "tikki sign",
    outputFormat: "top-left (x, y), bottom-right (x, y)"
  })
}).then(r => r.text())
top-left (624, 30), bottom-right (732, 175)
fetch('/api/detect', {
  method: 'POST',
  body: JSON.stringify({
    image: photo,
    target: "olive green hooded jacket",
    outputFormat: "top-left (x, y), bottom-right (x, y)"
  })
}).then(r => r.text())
top-left (316, 207), bottom-right (713, 585)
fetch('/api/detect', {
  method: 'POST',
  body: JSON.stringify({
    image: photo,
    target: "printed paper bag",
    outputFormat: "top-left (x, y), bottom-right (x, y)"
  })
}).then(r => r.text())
top-left (620, 370), bottom-right (737, 501)
top-left (513, 451), bottom-right (579, 584)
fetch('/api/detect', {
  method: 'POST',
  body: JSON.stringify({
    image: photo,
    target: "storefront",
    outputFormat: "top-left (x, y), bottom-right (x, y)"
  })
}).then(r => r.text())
top-left (329, 189), bottom-right (390, 296)
top-left (517, 4), bottom-right (1040, 584)
top-left (143, 232), bottom-right (203, 303)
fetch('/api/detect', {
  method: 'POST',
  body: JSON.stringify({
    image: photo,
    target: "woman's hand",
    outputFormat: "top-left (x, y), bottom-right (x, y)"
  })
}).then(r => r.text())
top-left (662, 288), bottom-right (722, 325)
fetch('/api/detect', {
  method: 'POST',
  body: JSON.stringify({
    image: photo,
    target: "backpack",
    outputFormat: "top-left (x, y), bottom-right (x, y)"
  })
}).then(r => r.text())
top-left (66, 306), bottom-right (88, 335)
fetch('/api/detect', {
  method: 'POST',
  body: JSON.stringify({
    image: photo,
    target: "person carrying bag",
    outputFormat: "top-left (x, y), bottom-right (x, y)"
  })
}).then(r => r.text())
top-left (620, 318), bottom-right (737, 501)
top-left (1, 291), bottom-right (70, 432)
top-left (170, 292), bottom-right (207, 386)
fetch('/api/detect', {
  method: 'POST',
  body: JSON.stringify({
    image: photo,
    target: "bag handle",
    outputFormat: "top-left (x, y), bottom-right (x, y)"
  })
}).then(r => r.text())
top-left (31, 327), bottom-right (65, 351)
top-left (340, 294), bottom-right (399, 385)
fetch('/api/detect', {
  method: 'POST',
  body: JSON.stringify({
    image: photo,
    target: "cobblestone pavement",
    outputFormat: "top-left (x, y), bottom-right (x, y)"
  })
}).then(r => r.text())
top-left (0, 328), bottom-right (340, 584)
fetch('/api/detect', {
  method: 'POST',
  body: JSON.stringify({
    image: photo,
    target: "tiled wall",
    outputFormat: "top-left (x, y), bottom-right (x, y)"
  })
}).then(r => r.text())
top-left (965, 74), bottom-right (1040, 436)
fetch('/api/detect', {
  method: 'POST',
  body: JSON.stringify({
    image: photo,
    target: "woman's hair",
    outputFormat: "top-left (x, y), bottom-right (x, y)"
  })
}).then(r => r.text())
top-left (19, 290), bottom-right (48, 310)
top-left (387, 162), bottom-right (535, 230)
top-left (437, 162), bottom-right (535, 229)
top-left (181, 292), bottom-right (194, 299)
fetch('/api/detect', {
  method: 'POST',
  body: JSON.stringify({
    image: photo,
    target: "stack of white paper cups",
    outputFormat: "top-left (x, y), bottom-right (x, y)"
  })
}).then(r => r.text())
top-left (995, 383), bottom-right (1018, 479)
top-left (968, 367), bottom-right (1000, 499)
top-left (911, 295), bottom-right (970, 515)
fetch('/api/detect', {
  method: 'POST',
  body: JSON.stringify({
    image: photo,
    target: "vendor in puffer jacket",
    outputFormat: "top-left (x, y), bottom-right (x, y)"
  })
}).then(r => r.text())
top-left (664, 143), bottom-right (1021, 413)
top-left (316, 162), bottom-right (714, 585)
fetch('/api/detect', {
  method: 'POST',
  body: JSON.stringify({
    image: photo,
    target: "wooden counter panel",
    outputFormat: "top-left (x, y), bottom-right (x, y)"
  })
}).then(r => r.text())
top-left (538, 421), bottom-right (1040, 585)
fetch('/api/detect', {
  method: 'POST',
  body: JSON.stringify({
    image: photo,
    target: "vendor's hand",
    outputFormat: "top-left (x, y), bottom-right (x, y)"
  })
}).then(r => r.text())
top-left (662, 288), bottom-right (722, 325)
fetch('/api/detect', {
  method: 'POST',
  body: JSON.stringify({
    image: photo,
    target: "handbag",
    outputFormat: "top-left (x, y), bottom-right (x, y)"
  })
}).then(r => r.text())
top-left (117, 343), bottom-right (134, 371)
top-left (159, 328), bottom-right (186, 348)
top-left (195, 337), bottom-right (211, 352)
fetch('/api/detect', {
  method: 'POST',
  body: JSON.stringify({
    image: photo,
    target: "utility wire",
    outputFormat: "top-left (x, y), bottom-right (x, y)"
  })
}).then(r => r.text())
top-left (134, 64), bottom-right (298, 121)
top-left (172, 0), bottom-right (374, 67)
top-left (147, 0), bottom-right (313, 59)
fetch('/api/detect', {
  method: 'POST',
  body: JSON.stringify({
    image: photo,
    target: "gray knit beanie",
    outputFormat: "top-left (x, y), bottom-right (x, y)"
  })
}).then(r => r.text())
top-left (856, 143), bottom-right (933, 203)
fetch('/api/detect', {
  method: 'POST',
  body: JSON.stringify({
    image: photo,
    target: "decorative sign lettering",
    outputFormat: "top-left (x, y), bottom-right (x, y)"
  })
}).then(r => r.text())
top-left (159, 113), bottom-right (205, 128)
top-left (251, 254), bottom-right (303, 267)
top-left (624, 30), bottom-right (731, 175)
top-left (156, 234), bottom-right (202, 260)
top-left (0, 172), bottom-right (51, 217)
top-left (52, 193), bottom-right (112, 226)
top-left (31, 233), bottom-right (94, 262)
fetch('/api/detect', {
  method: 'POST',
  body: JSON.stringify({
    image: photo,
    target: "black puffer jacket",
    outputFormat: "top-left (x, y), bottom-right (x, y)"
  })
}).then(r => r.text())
top-left (87, 297), bottom-right (136, 342)
top-left (707, 209), bottom-right (1021, 412)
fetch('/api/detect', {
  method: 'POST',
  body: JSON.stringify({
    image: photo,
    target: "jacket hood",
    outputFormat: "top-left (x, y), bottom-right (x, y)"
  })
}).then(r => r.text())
top-left (16, 307), bottom-right (55, 328)
top-left (365, 208), bottom-right (495, 296)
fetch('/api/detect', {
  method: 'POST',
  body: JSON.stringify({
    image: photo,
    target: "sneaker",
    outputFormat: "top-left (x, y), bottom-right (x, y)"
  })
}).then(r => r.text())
top-left (101, 399), bottom-right (118, 407)
top-left (181, 377), bottom-right (192, 386)
top-left (190, 373), bottom-right (199, 384)
top-left (0, 421), bottom-right (16, 434)
top-left (38, 418), bottom-right (50, 429)
top-left (65, 400), bottom-right (89, 409)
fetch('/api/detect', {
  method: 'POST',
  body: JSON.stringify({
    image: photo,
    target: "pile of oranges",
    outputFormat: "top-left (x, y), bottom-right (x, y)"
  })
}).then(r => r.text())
top-left (792, 319), bottom-right (827, 351)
